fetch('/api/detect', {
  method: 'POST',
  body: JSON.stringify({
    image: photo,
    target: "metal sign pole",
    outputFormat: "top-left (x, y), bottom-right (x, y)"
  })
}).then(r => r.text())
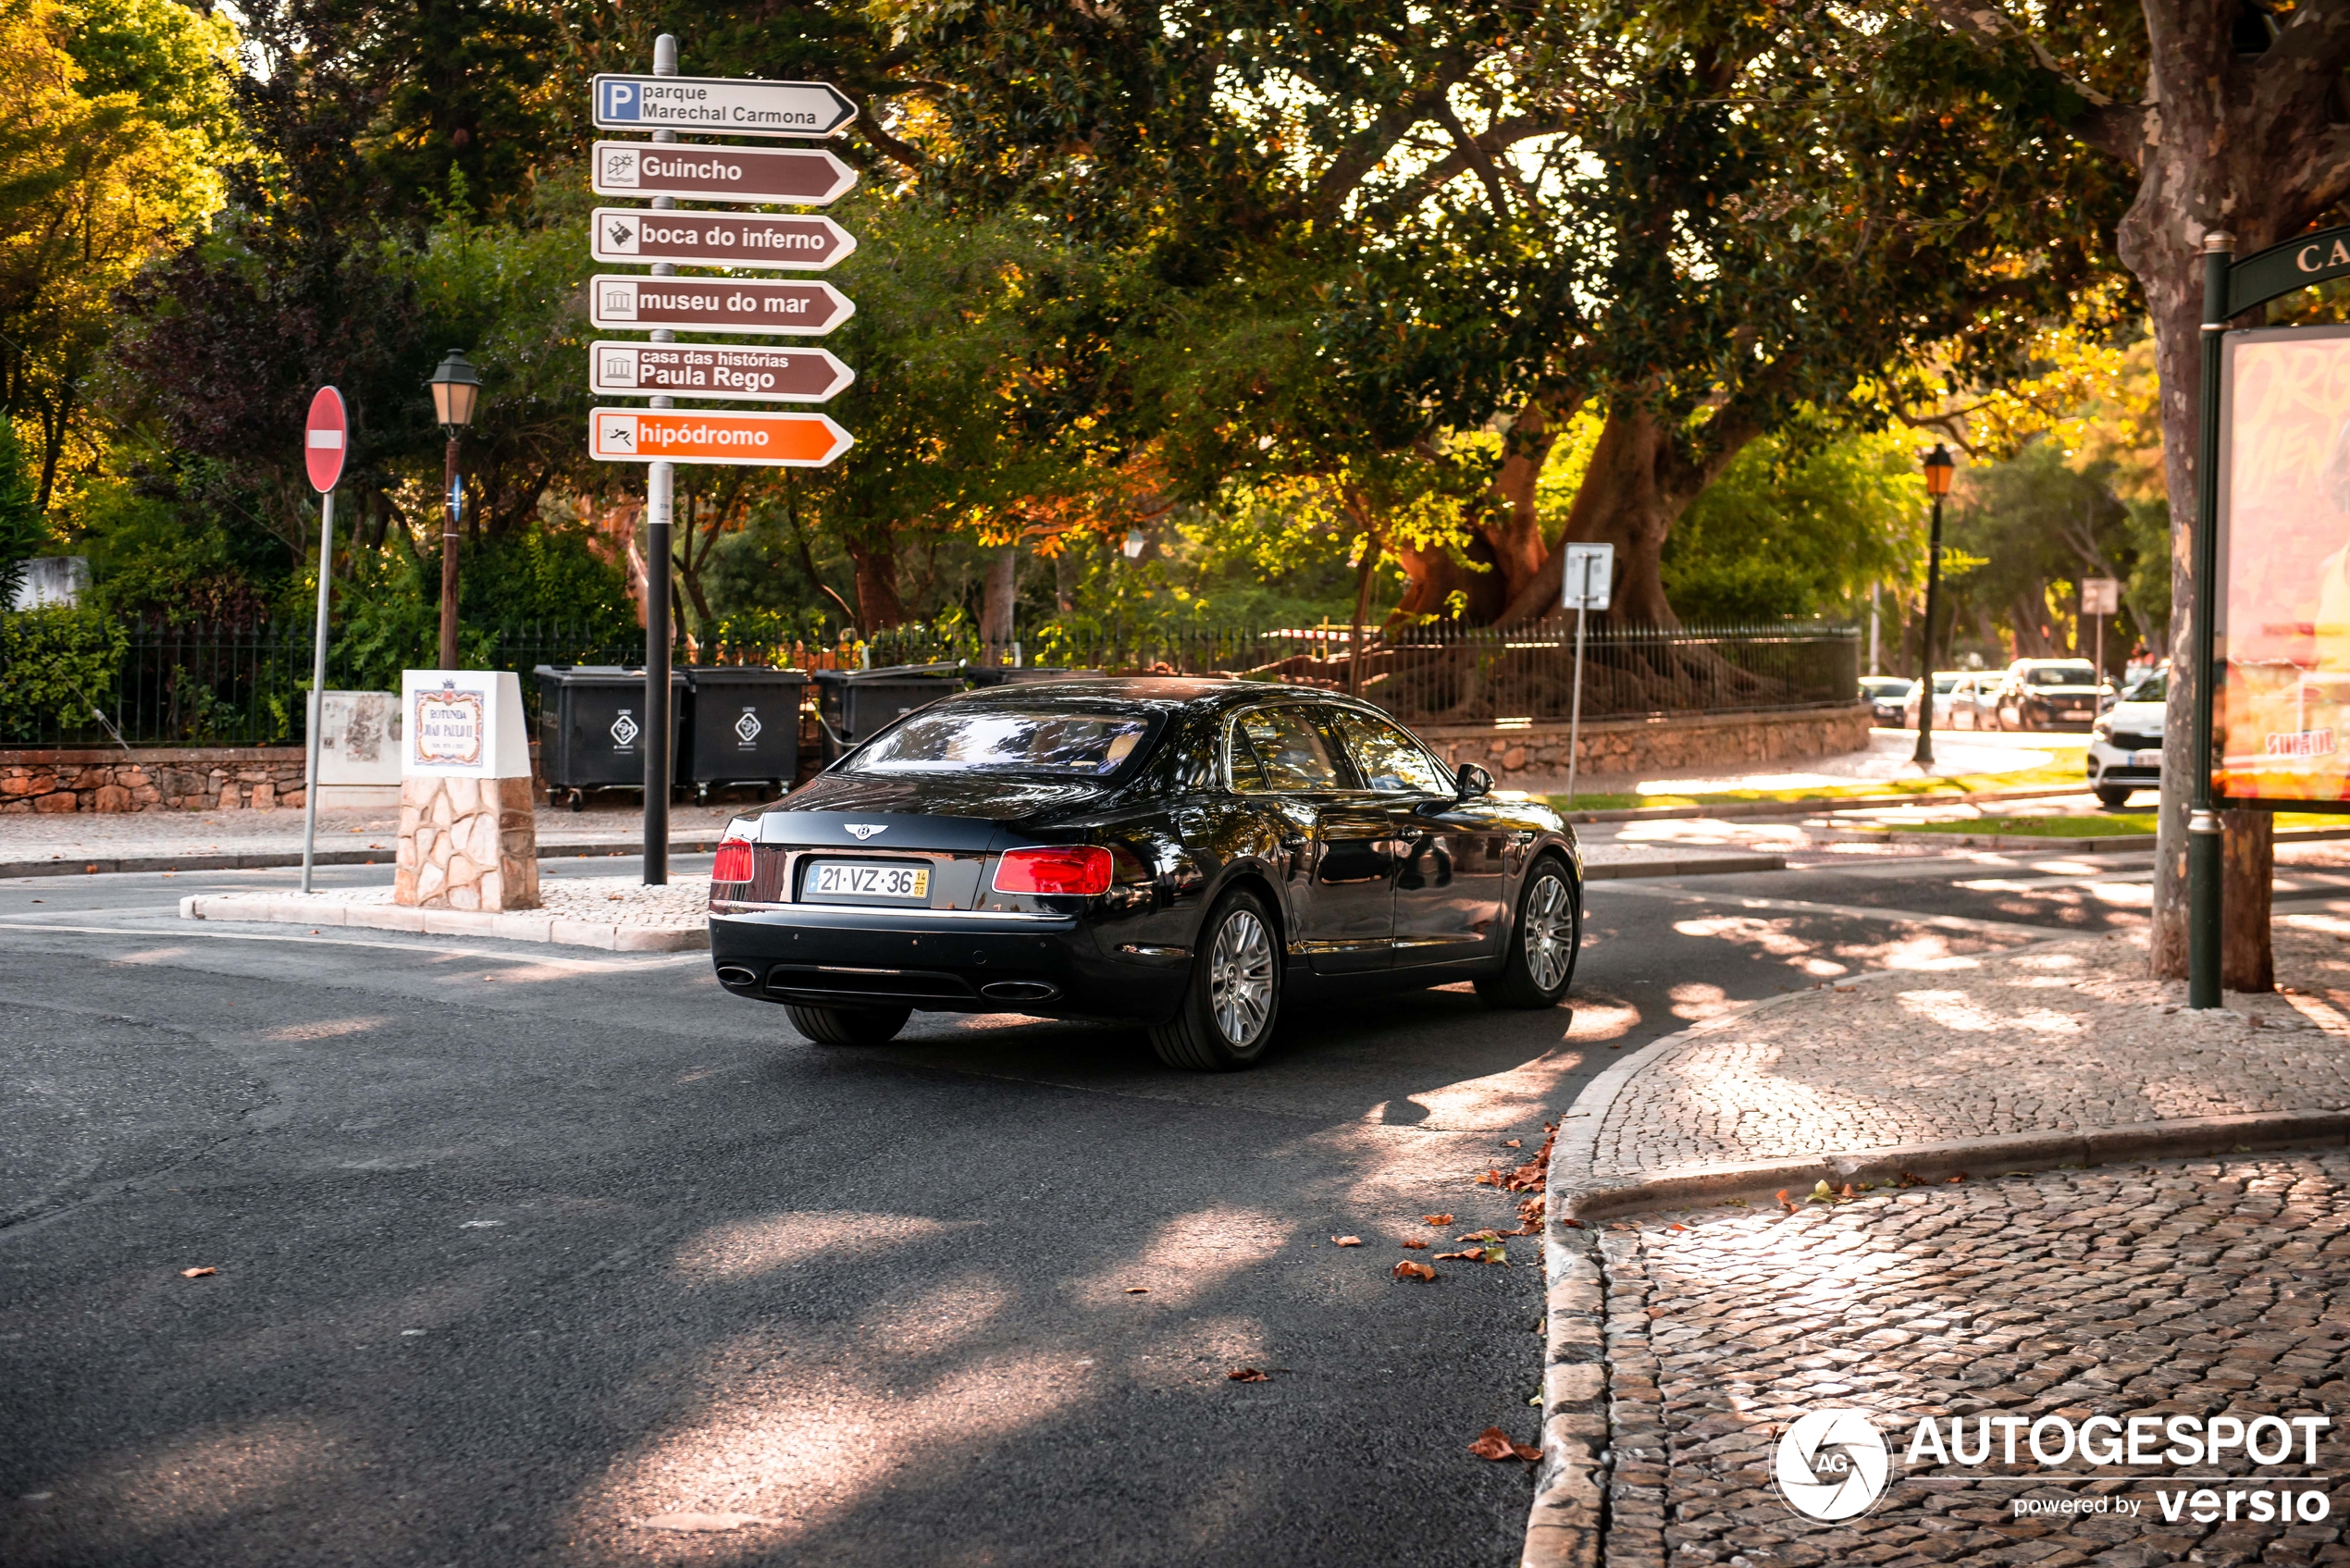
top-left (642, 31), bottom-right (678, 886)
top-left (300, 489), bottom-right (335, 895)
top-left (1566, 593), bottom-right (1588, 806)
top-left (2187, 231), bottom-right (2234, 1007)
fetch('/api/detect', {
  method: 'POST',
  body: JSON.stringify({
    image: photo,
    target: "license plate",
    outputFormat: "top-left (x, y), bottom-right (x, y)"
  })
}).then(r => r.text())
top-left (2133, 750), bottom-right (2163, 768)
top-left (2063, 710), bottom-right (2090, 721)
top-left (807, 861), bottom-right (930, 901)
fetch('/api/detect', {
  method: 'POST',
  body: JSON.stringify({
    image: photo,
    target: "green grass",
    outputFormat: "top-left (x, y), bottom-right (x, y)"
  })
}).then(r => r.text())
top-left (1542, 758), bottom-right (2094, 815)
top-left (1888, 813), bottom-right (2156, 838)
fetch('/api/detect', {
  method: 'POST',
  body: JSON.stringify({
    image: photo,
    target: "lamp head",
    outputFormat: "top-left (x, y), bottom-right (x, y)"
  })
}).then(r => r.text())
top-left (428, 350), bottom-right (482, 433)
top-left (1923, 442), bottom-right (1955, 499)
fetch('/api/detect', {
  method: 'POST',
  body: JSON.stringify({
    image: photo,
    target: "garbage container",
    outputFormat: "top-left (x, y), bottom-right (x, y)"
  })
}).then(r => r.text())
top-left (961, 666), bottom-right (1103, 688)
top-left (534, 665), bottom-right (685, 810)
top-left (682, 666), bottom-right (809, 801)
top-left (810, 663), bottom-right (963, 763)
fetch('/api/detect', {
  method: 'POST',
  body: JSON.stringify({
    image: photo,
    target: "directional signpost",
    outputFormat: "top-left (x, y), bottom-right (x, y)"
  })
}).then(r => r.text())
top-left (1561, 541), bottom-right (1615, 807)
top-left (589, 209), bottom-right (855, 269)
top-left (300, 386), bottom-right (348, 895)
top-left (591, 142), bottom-right (858, 204)
top-left (590, 75), bottom-right (856, 138)
top-left (589, 275), bottom-right (855, 336)
top-left (589, 408), bottom-right (853, 468)
top-left (588, 38), bottom-right (864, 884)
top-left (590, 341), bottom-right (854, 402)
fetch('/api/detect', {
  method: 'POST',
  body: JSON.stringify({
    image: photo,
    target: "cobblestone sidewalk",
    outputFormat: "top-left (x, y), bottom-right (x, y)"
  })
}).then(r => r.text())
top-left (1589, 922), bottom-right (2350, 1179)
top-left (1600, 1154), bottom-right (2350, 1568)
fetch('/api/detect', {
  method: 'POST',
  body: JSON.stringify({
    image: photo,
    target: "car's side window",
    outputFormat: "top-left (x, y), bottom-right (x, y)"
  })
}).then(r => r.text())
top-left (1330, 710), bottom-right (1453, 796)
top-left (1230, 707), bottom-right (1345, 793)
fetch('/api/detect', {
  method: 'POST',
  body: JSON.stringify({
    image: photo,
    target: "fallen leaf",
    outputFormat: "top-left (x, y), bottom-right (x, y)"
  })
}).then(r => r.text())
top-left (1515, 1195), bottom-right (1546, 1232)
top-left (179, 1266), bottom-right (216, 1278)
top-left (1607, 1222), bottom-right (1637, 1231)
top-left (1667, 1223), bottom-right (1688, 1232)
top-left (1467, 1427), bottom-right (1541, 1462)
top-left (1422, 1214), bottom-right (1454, 1226)
top-left (1228, 1367), bottom-right (1268, 1382)
top-left (1392, 1260), bottom-right (1437, 1282)
top-left (1434, 1250), bottom-right (1474, 1260)
top-left (637, 1513), bottom-right (767, 1532)
top-left (1330, 1235), bottom-right (1363, 1247)
top-left (1775, 1189), bottom-right (1798, 1216)
top-left (1124, 1287), bottom-right (1149, 1294)
top-left (1948, 1172), bottom-right (1969, 1183)
top-left (1401, 1238), bottom-right (1429, 1249)
top-left (1475, 1169), bottom-right (1503, 1187)
top-left (1560, 1218), bottom-right (1585, 1229)
top-left (1503, 1139), bottom-right (1522, 1149)
top-left (1456, 1228), bottom-right (1503, 1242)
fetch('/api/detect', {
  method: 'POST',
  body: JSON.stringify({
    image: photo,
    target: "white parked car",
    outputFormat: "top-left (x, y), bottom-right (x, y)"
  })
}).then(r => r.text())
top-left (2086, 669), bottom-right (2164, 808)
top-left (1901, 672), bottom-right (1966, 730)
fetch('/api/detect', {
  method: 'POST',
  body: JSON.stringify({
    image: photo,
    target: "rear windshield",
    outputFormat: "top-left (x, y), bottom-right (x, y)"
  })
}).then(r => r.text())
top-left (846, 710), bottom-right (1153, 776)
top-left (2026, 663), bottom-right (2097, 686)
top-left (2121, 672), bottom-right (2167, 703)
top-left (1933, 674), bottom-right (1961, 692)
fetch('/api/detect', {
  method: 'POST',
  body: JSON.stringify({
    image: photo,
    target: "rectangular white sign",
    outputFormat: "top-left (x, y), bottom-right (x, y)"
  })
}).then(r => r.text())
top-left (591, 75), bottom-right (855, 138)
top-left (1563, 542), bottom-right (1614, 611)
top-left (2082, 576), bottom-right (2121, 616)
top-left (401, 671), bottom-right (531, 780)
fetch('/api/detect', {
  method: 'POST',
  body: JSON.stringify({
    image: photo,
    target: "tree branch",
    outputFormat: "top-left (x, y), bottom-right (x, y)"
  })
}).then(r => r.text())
top-left (2255, 0), bottom-right (2350, 119)
top-left (1310, 57), bottom-right (1478, 214)
top-left (1915, 0), bottom-right (2148, 165)
top-left (1430, 97), bottom-right (1512, 218)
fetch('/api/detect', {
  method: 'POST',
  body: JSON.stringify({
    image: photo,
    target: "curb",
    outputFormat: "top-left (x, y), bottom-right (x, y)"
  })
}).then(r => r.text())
top-left (1581, 852), bottom-right (1785, 881)
top-left (1557, 783), bottom-right (2089, 825)
top-left (179, 892), bottom-right (709, 953)
top-left (1518, 957), bottom-right (2350, 1568)
top-left (0, 836), bottom-right (726, 882)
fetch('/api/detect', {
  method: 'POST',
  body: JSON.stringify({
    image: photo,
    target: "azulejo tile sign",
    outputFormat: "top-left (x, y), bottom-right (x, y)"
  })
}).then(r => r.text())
top-left (395, 671), bottom-right (539, 913)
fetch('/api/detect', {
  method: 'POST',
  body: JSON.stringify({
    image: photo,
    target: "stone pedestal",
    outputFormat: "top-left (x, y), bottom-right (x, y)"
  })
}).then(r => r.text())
top-left (393, 773), bottom-right (539, 910)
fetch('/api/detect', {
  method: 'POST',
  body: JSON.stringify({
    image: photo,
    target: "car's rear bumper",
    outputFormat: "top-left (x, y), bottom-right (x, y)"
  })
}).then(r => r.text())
top-left (708, 904), bottom-right (1187, 1019)
top-left (2086, 738), bottom-right (2160, 786)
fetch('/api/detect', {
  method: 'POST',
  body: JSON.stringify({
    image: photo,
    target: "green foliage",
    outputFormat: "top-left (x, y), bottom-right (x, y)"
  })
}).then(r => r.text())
top-left (0, 605), bottom-right (128, 740)
top-left (0, 424), bottom-right (49, 606)
top-left (1944, 437), bottom-right (2153, 658)
top-left (1662, 430), bottom-right (1926, 623)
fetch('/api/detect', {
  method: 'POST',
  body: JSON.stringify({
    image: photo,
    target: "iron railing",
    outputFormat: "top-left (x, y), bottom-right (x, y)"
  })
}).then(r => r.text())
top-left (0, 613), bottom-right (1861, 748)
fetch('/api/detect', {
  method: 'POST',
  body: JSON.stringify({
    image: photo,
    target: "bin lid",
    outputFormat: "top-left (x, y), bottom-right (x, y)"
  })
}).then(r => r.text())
top-left (684, 665), bottom-right (810, 686)
top-left (809, 662), bottom-right (963, 685)
top-left (534, 664), bottom-right (685, 685)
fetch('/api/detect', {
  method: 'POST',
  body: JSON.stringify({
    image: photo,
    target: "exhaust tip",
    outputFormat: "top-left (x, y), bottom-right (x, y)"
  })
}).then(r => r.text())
top-left (980, 979), bottom-right (1059, 1003)
top-left (715, 965), bottom-right (758, 987)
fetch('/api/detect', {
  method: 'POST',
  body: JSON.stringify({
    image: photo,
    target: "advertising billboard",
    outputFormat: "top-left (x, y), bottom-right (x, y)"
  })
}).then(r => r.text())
top-left (2216, 324), bottom-right (2350, 807)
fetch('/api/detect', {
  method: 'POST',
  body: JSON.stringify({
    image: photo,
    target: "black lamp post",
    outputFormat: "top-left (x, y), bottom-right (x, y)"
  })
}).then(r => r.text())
top-left (1912, 442), bottom-right (1956, 768)
top-left (427, 350), bottom-right (482, 669)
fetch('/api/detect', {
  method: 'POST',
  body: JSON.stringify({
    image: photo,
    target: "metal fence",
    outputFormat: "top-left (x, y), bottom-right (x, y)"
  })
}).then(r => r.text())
top-left (0, 613), bottom-right (1860, 748)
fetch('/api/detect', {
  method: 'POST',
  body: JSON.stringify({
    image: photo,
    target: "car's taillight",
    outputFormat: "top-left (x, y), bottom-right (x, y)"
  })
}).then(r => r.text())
top-left (992, 845), bottom-right (1113, 896)
top-left (712, 842), bottom-right (755, 883)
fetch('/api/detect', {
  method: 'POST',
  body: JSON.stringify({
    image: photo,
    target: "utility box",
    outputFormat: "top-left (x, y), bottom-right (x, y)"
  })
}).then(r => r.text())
top-left (312, 689), bottom-right (402, 808)
top-left (682, 666), bottom-right (809, 801)
top-left (810, 664), bottom-right (962, 763)
top-left (533, 665), bottom-right (685, 809)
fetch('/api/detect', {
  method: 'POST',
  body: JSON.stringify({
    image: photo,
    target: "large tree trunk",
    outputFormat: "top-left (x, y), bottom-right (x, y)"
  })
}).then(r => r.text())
top-left (845, 534), bottom-right (905, 631)
top-left (1390, 533), bottom-right (1506, 623)
top-left (1485, 399), bottom-right (1558, 601)
top-left (980, 545), bottom-right (1017, 661)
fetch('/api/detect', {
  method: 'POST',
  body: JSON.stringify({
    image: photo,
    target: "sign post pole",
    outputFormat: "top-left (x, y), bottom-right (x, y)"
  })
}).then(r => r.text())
top-left (2188, 232), bottom-right (2234, 1008)
top-left (299, 387), bottom-right (347, 895)
top-left (1561, 543), bottom-right (1614, 807)
top-left (643, 31), bottom-right (678, 887)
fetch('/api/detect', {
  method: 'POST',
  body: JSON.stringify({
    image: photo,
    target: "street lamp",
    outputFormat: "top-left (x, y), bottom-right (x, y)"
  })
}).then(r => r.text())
top-left (1912, 442), bottom-right (1955, 768)
top-left (428, 349), bottom-right (483, 670)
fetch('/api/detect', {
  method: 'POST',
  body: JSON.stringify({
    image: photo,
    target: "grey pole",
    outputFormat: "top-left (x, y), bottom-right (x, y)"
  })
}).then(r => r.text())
top-left (299, 489), bottom-right (335, 895)
top-left (2188, 231), bottom-right (2234, 1007)
top-left (1911, 488), bottom-right (1946, 768)
top-left (1565, 596), bottom-right (1588, 806)
top-left (643, 31), bottom-right (678, 885)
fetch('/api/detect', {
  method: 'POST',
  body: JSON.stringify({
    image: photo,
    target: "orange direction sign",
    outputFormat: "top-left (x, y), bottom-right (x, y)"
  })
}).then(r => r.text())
top-left (591, 142), bottom-right (857, 205)
top-left (590, 341), bottom-right (854, 403)
top-left (592, 75), bottom-right (856, 139)
top-left (590, 275), bottom-right (852, 337)
top-left (590, 208), bottom-right (854, 271)
top-left (589, 408), bottom-right (853, 469)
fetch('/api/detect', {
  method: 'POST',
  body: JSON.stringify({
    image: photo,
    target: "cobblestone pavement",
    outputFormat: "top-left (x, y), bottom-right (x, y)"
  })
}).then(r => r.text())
top-left (196, 874), bottom-right (714, 929)
top-left (1599, 1154), bottom-right (2350, 1568)
top-left (1590, 924), bottom-right (2350, 1178)
top-left (0, 802), bottom-right (750, 863)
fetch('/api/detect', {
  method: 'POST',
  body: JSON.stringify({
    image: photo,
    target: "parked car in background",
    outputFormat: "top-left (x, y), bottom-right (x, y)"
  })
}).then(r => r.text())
top-left (1860, 676), bottom-right (1914, 726)
top-left (1954, 673), bottom-right (2010, 731)
top-left (1902, 673), bottom-right (1966, 730)
top-left (2086, 668), bottom-right (2165, 808)
top-left (1990, 659), bottom-right (2105, 731)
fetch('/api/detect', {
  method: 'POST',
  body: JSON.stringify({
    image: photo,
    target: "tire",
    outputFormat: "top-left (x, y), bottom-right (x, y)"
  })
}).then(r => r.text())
top-left (2095, 785), bottom-right (2134, 810)
top-left (1149, 889), bottom-right (1281, 1070)
top-left (1478, 856), bottom-right (1580, 1009)
top-left (785, 1004), bottom-right (911, 1046)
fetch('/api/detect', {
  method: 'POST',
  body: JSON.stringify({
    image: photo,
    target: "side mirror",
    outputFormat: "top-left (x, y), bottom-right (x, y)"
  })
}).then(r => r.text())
top-left (1455, 762), bottom-right (1494, 800)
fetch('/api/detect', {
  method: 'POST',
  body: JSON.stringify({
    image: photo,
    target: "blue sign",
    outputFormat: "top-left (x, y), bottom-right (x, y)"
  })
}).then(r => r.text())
top-left (448, 475), bottom-right (465, 521)
top-left (599, 79), bottom-right (640, 122)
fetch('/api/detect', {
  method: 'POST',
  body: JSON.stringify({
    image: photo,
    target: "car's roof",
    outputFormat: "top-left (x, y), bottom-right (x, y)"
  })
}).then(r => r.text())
top-left (928, 676), bottom-right (1365, 718)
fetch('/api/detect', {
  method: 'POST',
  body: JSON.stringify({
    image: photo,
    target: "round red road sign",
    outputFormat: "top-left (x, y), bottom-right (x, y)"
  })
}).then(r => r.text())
top-left (303, 386), bottom-right (347, 493)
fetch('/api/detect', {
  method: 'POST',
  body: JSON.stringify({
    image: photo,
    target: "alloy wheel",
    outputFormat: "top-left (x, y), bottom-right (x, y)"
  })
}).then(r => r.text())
top-left (1523, 872), bottom-right (1575, 994)
top-left (1209, 908), bottom-right (1275, 1045)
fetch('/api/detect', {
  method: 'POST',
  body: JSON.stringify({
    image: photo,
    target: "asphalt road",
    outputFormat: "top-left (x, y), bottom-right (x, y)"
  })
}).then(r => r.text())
top-left (4, 841), bottom-right (2345, 1567)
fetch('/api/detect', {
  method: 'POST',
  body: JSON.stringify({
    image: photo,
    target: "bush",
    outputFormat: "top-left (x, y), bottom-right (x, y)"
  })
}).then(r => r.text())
top-left (0, 608), bottom-right (130, 743)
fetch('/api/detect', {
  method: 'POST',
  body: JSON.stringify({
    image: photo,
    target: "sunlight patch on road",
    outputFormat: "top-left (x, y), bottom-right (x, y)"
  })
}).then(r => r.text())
top-left (1068, 1204), bottom-right (1294, 1310)
top-left (40, 1413), bottom-right (361, 1542)
top-left (1668, 981), bottom-right (1735, 1023)
top-left (670, 1211), bottom-right (971, 1281)
top-left (263, 1017), bottom-right (384, 1041)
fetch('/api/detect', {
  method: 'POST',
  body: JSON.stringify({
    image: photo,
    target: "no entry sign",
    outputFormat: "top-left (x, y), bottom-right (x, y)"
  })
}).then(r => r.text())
top-left (589, 275), bottom-right (854, 336)
top-left (591, 142), bottom-right (858, 205)
top-left (590, 341), bottom-right (855, 402)
top-left (303, 386), bottom-right (347, 493)
top-left (589, 208), bottom-right (855, 270)
top-left (591, 75), bottom-right (856, 138)
top-left (588, 408), bottom-right (853, 468)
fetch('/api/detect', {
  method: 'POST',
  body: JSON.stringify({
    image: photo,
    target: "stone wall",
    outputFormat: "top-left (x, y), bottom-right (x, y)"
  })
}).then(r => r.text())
top-left (1418, 703), bottom-right (1874, 790)
top-left (0, 747), bottom-right (309, 814)
top-left (393, 774), bottom-right (539, 911)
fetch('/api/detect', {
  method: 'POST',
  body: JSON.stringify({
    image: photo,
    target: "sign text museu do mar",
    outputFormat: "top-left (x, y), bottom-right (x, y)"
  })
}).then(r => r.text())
top-left (586, 68), bottom-right (859, 473)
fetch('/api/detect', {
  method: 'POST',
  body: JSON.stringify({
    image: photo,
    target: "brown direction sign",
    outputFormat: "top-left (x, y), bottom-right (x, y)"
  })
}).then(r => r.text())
top-left (591, 142), bottom-right (857, 206)
top-left (590, 340), bottom-right (854, 403)
top-left (589, 208), bottom-right (854, 271)
top-left (589, 275), bottom-right (854, 337)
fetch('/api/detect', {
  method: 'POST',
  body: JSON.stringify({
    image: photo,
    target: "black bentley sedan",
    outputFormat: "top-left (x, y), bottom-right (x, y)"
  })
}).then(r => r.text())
top-left (706, 678), bottom-right (1582, 1070)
